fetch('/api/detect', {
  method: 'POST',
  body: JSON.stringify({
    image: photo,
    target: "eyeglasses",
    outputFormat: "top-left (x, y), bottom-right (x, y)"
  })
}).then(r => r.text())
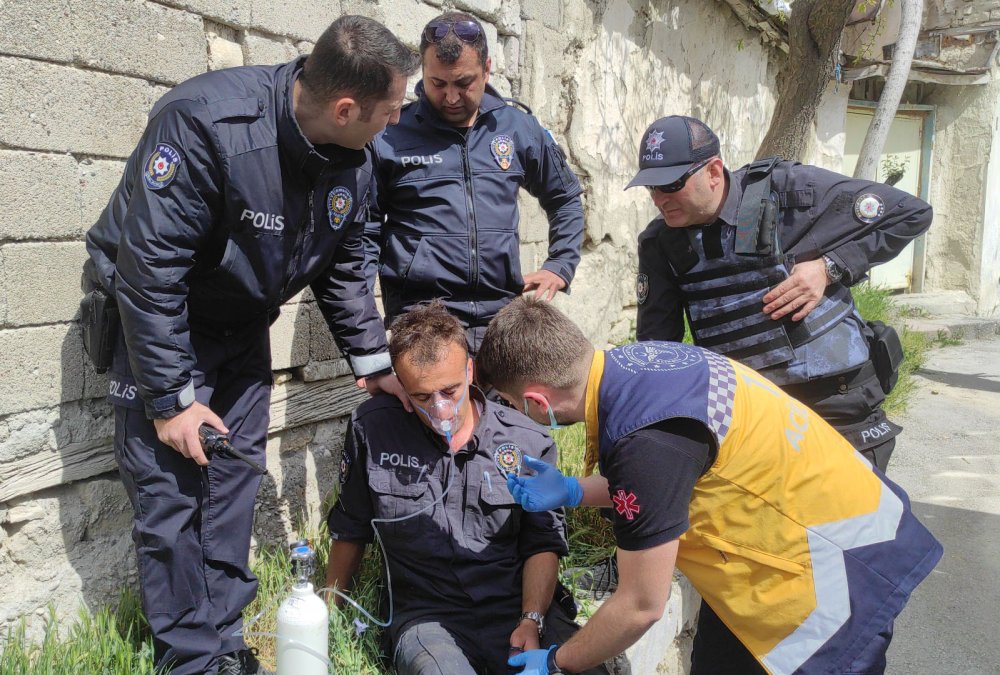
top-left (646, 158), bottom-right (712, 194)
top-left (422, 20), bottom-right (483, 44)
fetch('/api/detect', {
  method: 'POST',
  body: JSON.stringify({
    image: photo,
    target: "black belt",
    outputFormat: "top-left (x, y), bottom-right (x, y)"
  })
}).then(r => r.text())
top-left (781, 362), bottom-right (878, 402)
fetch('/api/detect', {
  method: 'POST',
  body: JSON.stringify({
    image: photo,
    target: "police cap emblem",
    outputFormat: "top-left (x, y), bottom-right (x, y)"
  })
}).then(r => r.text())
top-left (493, 443), bottom-right (523, 477)
top-left (636, 273), bottom-right (649, 305)
top-left (143, 143), bottom-right (182, 191)
top-left (853, 193), bottom-right (885, 224)
top-left (490, 135), bottom-right (514, 170)
top-left (328, 186), bottom-right (353, 230)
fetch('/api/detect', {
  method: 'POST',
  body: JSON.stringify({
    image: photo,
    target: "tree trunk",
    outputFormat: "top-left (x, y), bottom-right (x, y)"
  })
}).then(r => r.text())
top-left (755, 0), bottom-right (856, 161)
top-left (853, 0), bottom-right (924, 180)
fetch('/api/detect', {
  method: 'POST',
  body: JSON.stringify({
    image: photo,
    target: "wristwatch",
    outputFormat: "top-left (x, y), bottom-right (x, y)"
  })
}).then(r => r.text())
top-left (519, 611), bottom-right (545, 638)
top-left (822, 255), bottom-right (844, 284)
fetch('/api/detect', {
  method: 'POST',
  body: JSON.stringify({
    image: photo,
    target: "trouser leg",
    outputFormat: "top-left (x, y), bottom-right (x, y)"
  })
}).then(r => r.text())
top-left (113, 327), bottom-right (271, 674)
top-left (394, 621), bottom-right (479, 675)
top-left (690, 600), bottom-right (766, 675)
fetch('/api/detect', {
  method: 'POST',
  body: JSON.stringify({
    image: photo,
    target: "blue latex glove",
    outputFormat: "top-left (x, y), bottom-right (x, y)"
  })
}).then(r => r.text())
top-left (508, 645), bottom-right (556, 674)
top-left (507, 455), bottom-right (583, 511)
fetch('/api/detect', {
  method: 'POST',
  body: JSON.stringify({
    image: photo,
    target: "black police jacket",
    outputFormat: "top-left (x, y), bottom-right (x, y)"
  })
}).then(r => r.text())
top-left (85, 58), bottom-right (390, 416)
top-left (365, 83), bottom-right (584, 329)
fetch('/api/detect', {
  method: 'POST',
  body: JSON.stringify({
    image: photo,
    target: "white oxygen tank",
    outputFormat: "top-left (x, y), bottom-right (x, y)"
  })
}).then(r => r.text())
top-left (276, 541), bottom-right (330, 675)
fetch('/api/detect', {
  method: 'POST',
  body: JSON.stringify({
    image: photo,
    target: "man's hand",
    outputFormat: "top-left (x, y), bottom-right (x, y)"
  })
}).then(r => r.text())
top-left (510, 620), bottom-right (541, 654)
top-left (356, 372), bottom-right (412, 412)
top-left (153, 402), bottom-right (227, 466)
top-left (761, 258), bottom-right (828, 322)
top-left (507, 455), bottom-right (583, 511)
top-left (508, 645), bottom-right (556, 675)
top-left (523, 269), bottom-right (567, 302)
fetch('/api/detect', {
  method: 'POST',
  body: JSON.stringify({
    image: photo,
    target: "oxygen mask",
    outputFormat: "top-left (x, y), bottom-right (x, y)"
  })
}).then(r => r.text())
top-left (415, 392), bottom-right (465, 443)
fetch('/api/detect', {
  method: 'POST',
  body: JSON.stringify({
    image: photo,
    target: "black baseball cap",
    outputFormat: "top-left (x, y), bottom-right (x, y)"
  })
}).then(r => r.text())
top-left (625, 116), bottom-right (720, 189)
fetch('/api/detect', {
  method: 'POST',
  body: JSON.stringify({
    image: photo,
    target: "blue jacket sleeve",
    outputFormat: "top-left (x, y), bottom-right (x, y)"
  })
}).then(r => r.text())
top-left (310, 183), bottom-right (392, 378)
top-left (778, 163), bottom-right (933, 286)
top-left (636, 221), bottom-right (687, 343)
top-left (360, 143), bottom-right (384, 296)
top-left (522, 123), bottom-right (585, 289)
top-left (112, 99), bottom-right (223, 414)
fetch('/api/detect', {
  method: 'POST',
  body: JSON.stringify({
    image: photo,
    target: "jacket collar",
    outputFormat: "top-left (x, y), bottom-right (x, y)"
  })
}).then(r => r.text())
top-left (276, 57), bottom-right (366, 180)
top-left (412, 80), bottom-right (508, 130)
top-left (716, 168), bottom-right (740, 227)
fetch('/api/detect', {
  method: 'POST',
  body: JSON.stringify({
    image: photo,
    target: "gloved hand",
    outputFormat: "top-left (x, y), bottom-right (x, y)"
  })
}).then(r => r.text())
top-left (508, 645), bottom-right (556, 674)
top-left (507, 455), bottom-right (583, 512)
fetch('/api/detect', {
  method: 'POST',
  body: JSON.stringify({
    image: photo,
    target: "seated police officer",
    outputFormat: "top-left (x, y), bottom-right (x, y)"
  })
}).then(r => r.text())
top-left (363, 11), bottom-right (585, 354)
top-left (325, 301), bottom-right (613, 675)
top-left (630, 116), bottom-right (933, 471)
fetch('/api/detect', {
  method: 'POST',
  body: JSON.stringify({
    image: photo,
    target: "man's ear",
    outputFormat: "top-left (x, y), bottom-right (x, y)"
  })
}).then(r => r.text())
top-left (522, 389), bottom-right (550, 412)
top-left (707, 157), bottom-right (725, 187)
top-left (329, 96), bottom-right (358, 127)
top-left (483, 56), bottom-right (492, 82)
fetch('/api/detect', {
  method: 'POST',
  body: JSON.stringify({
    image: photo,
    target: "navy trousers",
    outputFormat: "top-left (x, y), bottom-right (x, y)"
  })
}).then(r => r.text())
top-left (111, 324), bottom-right (271, 674)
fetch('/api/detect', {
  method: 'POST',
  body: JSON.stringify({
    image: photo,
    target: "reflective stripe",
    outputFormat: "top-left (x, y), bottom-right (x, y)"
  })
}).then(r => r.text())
top-left (761, 466), bottom-right (904, 674)
top-left (350, 352), bottom-right (391, 377)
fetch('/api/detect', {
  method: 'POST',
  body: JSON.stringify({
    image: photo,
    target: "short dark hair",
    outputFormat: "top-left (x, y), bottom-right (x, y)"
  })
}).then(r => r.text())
top-left (389, 300), bottom-right (469, 368)
top-left (419, 12), bottom-right (489, 68)
top-left (476, 297), bottom-right (593, 393)
top-left (302, 15), bottom-right (419, 109)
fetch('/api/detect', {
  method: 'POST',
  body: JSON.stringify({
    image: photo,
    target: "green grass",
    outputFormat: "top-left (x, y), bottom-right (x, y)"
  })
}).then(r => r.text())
top-left (0, 590), bottom-right (159, 675)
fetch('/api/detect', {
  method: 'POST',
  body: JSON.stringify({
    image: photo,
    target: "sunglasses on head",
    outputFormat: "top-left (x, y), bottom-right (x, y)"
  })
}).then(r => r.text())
top-left (646, 158), bottom-right (712, 194)
top-left (423, 20), bottom-right (483, 44)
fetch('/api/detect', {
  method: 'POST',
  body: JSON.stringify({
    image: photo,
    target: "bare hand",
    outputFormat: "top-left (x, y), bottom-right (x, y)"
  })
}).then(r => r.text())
top-left (152, 401), bottom-right (227, 466)
top-left (509, 620), bottom-right (541, 653)
top-left (761, 258), bottom-right (828, 322)
top-left (522, 269), bottom-right (567, 302)
top-left (358, 372), bottom-right (412, 412)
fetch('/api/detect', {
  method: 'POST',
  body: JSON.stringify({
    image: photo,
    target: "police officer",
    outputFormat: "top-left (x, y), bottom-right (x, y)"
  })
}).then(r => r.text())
top-left (326, 302), bottom-right (612, 675)
top-left (631, 116), bottom-right (933, 471)
top-left (364, 11), bottom-right (585, 353)
top-left (476, 297), bottom-right (942, 675)
top-left (83, 17), bottom-right (419, 675)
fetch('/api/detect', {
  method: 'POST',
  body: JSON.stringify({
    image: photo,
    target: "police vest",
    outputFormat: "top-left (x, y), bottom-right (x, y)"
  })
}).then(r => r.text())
top-left (585, 343), bottom-right (942, 674)
top-left (660, 159), bottom-right (864, 381)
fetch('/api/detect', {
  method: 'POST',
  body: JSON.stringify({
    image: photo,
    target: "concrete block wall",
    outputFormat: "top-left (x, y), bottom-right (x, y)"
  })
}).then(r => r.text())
top-left (0, 0), bottom-right (780, 660)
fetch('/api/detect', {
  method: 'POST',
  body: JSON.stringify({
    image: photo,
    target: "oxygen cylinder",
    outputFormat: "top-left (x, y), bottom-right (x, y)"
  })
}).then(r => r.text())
top-left (276, 541), bottom-right (330, 675)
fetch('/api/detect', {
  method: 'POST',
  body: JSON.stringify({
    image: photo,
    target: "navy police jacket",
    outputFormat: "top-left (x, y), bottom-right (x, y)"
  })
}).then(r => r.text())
top-left (366, 83), bottom-right (584, 329)
top-left (85, 58), bottom-right (390, 416)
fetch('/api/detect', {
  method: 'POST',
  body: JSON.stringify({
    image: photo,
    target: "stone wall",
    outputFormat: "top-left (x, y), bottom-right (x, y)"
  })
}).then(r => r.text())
top-left (0, 0), bottom-right (780, 658)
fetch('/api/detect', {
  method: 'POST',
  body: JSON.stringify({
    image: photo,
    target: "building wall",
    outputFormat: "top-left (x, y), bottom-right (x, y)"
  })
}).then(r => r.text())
top-left (0, 0), bottom-right (779, 660)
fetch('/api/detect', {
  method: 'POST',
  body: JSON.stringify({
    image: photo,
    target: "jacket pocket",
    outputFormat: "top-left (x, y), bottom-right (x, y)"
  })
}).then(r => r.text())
top-left (368, 466), bottom-right (434, 541)
top-left (700, 531), bottom-right (805, 575)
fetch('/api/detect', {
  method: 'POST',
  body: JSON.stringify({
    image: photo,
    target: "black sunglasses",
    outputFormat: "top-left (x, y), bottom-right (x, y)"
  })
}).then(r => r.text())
top-left (646, 158), bottom-right (712, 194)
top-left (423, 20), bottom-right (483, 44)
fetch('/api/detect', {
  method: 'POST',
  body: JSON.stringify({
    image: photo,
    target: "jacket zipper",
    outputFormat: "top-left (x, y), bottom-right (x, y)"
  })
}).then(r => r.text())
top-left (279, 181), bottom-right (315, 304)
top-left (461, 134), bottom-right (479, 301)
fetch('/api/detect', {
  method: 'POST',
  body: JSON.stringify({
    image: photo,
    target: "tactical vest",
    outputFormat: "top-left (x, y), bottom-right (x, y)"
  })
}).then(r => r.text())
top-left (660, 158), bottom-right (864, 381)
top-left (586, 344), bottom-right (942, 674)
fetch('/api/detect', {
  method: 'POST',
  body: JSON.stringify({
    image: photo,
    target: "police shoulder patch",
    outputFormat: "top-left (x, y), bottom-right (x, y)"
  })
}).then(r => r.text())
top-left (636, 273), bottom-right (649, 305)
top-left (853, 193), bottom-right (885, 224)
top-left (339, 448), bottom-right (352, 486)
top-left (143, 143), bottom-right (182, 191)
top-left (328, 186), bottom-right (354, 230)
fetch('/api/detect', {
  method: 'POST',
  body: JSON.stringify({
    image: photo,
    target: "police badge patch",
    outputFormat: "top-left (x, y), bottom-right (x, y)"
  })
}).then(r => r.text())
top-left (490, 135), bottom-right (514, 170)
top-left (636, 273), bottom-right (649, 305)
top-left (493, 443), bottom-right (523, 477)
top-left (339, 448), bottom-right (352, 487)
top-left (853, 193), bottom-right (885, 224)
top-left (328, 186), bottom-right (353, 230)
top-left (143, 143), bottom-right (182, 190)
